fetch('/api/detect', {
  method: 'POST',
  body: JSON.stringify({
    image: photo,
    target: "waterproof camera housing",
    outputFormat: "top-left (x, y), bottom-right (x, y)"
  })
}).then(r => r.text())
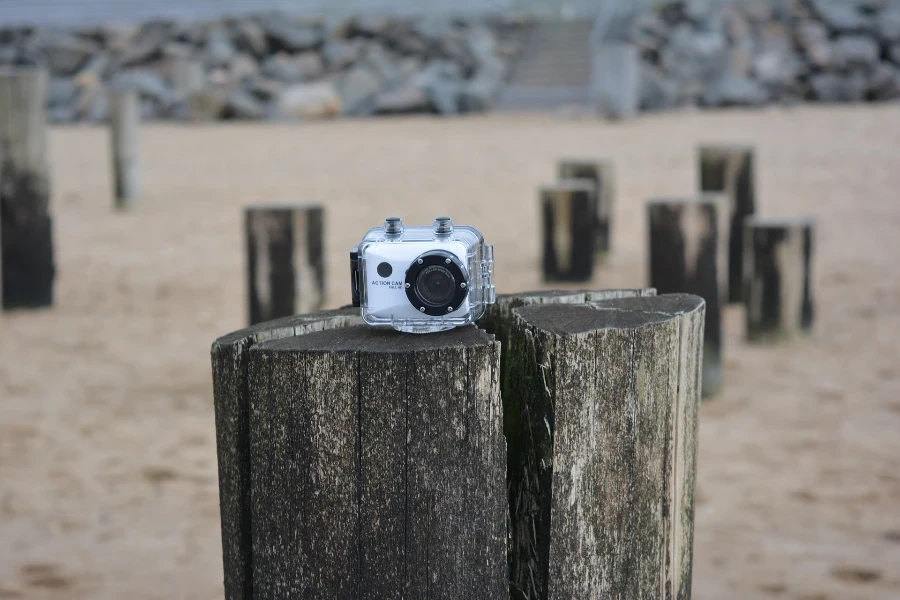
top-left (351, 217), bottom-right (495, 334)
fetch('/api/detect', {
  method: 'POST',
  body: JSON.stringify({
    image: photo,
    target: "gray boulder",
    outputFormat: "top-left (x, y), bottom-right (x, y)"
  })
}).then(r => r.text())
top-left (337, 66), bottom-right (383, 115)
top-left (47, 77), bottom-right (78, 107)
top-left (373, 83), bottom-right (431, 114)
top-left (891, 42), bottom-right (900, 65)
top-left (232, 18), bottom-right (269, 57)
top-left (117, 23), bottom-right (169, 67)
top-left (418, 60), bottom-right (464, 114)
top-left (225, 89), bottom-right (267, 119)
top-left (811, 0), bottom-right (871, 33)
top-left (276, 81), bottom-right (341, 119)
top-left (660, 24), bottom-right (729, 95)
top-left (868, 61), bottom-right (900, 100)
top-left (833, 35), bottom-right (881, 68)
top-left (878, 3), bottom-right (900, 42)
top-left (322, 39), bottom-right (365, 71)
top-left (112, 69), bottom-right (172, 105)
top-left (640, 61), bottom-right (679, 111)
top-left (261, 52), bottom-right (323, 82)
top-left (260, 17), bottom-right (323, 52)
top-left (703, 74), bottom-right (769, 106)
top-left (809, 71), bottom-right (868, 102)
top-left (205, 26), bottom-right (236, 68)
top-left (753, 47), bottom-right (804, 88)
top-left (795, 19), bottom-right (834, 69)
top-left (38, 32), bottom-right (100, 75)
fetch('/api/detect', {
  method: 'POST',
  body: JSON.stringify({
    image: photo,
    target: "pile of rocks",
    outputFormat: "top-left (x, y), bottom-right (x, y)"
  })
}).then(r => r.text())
top-left (0, 14), bottom-right (523, 122)
top-left (632, 0), bottom-right (900, 110)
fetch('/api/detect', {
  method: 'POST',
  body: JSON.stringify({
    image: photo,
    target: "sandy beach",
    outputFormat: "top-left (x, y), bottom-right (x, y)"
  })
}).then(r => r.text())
top-left (1, 105), bottom-right (899, 599)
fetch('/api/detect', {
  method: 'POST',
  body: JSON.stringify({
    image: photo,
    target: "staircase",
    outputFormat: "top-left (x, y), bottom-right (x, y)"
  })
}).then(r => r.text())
top-left (496, 18), bottom-right (595, 111)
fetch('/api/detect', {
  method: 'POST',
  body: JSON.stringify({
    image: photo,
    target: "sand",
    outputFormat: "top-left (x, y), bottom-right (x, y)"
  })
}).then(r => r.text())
top-left (1, 105), bottom-right (899, 599)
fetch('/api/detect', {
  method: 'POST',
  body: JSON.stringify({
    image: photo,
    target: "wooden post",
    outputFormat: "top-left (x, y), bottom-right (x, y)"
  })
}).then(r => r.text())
top-left (0, 66), bottom-right (55, 310)
top-left (212, 312), bottom-right (506, 599)
top-left (558, 158), bottom-right (614, 260)
top-left (245, 205), bottom-right (325, 325)
top-left (490, 293), bottom-right (704, 599)
top-left (698, 145), bottom-right (756, 304)
top-left (541, 180), bottom-right (596, 282)
top-left (744, 216), bottom-right (815, 342)
top-left (109, 89), bottom-right (140, 210)
top-left (647, 198), bottom-right (722, 397)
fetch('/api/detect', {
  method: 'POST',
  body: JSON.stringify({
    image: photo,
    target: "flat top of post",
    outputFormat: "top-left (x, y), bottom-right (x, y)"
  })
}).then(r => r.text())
top-left (213, 307), bottom-right (358, 348)
top-left (745, 215), bottom-right (816, 228)
top-left (647, 197), bottom-right (719, 207)
top-left (253, 324), bottom-right (493, 354)
top-left (245, 203), bottom-right (324, 212)
top-left (698, 144), bottom-right (755, 154)
top-left (558, 158), bottom-right (607, 167)
top-left (541, 179), bottom-right (597, 194)
top-left (515, 294), bottom-right (703, 336)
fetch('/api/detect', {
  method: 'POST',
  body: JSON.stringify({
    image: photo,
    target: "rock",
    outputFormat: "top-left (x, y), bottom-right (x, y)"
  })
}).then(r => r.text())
top-left (877, 3), bottom-right (900, 42)
top-left (795, 20), bottom-right (834, 69)
top-left (49, 104), bottom-right (77, 124)
top-left (417, 60), bottom-right (464, 114)
top-left (891, 42), bottom-right (900, 65)
top-left (82, 89), bottom-right (108, 122)
top-left (261, 51), bottom-right (323, 82)
top-left (260, 16), bottom-right (323, 52)
top-left (833, 35), bottom-right (880, 68)
top-left (347, 15), bottom-right (392, 38)
top-left (753, 47), bottom-right (804, 88)
top-left (232, 18), bottom-right (269, 57)
top-left (728, 39), bottom-right (755, 76)
top-left (460, 55), bottom-right (505, 112)
top-left (112, 69), bottom-right (172, 105)
top-left (660, 24), bottom-right (729, 96)
top-left (640, 62), bottom-right (679, 111)
top-left (116, 23), bottom-right (169, 67)
top-left (230, 52), bottom-right (259, 83)
top-left (336, 66), bottom-right (383, 115)
top-left (74, 52), bottom-right (110, 84)
top-left (321, 39), bottom-right (365, 71)
top-left (276, 82), bottom-right (341, 119)
top-left (205, 26), bottom-right (236, 68)
top-left (868, 61), bottom-right (900, 100)
top-left (741, 0), bottom-right (775, 24)
top-left (247, 77), bottom-right (283, 102)
top-left (38, 32), bottom-right (100, 75)
top-left (0, 44), bottom-right (18, 64)
top-left (465, 24), bottom-right (499, 68)
top-left (809, 71), bottom-right (868, 102)
top-left (188, 88), bottom-right (229, 120)
top-left (47, 77), bottom-right (78, 107)
top-left (811, 0), bottom-right (871, 33)
top-left (362, 44), bottom-right (405, 86)
top-left (373, 82), bottom-right (431, 114)
top-left (703, 74), bottom-right (770, 106)
top-left (224, 89), bottom-right (267, 119)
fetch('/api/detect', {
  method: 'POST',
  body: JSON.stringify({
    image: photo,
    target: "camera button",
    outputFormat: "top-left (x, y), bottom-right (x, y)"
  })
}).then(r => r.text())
top-left (377, 262), bottom-right (393, 278)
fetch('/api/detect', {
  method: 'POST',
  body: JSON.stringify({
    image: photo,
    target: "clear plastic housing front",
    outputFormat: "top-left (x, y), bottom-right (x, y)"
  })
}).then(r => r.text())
top-left (356, 220), bottom-right (495, 333)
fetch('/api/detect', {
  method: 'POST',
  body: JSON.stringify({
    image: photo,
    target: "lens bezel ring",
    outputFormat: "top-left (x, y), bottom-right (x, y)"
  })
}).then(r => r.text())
top-left (405, 251), bottom-right (469, 317)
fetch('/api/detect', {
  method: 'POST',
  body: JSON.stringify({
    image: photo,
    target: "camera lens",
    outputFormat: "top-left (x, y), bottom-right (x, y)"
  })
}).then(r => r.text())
top-left (415, 265), bottom-right (456, 307)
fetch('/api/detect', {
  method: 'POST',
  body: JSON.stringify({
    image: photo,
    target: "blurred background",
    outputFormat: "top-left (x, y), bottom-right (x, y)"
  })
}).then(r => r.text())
top-left (1, 0), bottom-right (899, 598)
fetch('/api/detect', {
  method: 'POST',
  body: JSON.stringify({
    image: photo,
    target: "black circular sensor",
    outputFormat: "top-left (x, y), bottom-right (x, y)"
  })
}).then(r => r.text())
top-left (377, 262), bottom-right (393, 278)
top-left (404, 251), bottom-right (469, 317)
top-left (415, 265), bottom-right (456, 306)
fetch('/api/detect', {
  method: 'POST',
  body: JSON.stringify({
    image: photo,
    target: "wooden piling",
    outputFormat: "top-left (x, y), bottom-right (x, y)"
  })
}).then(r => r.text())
top-left (744, 216), bottom-right (815, 342)
top-left (698, 145), bottom-right (756, 304)
top-left (109, 89), bottom-right (140, 209)
top-left (558, 158), bottom-right (614, 260)
top-left (245, 205), bottom-right (325, 325)
top-left (0, 66), bottom-right (55, 310)
top-left (647, 198), bottom-right (722, 397)
top-left (541, 180), bottom-right (597, 282)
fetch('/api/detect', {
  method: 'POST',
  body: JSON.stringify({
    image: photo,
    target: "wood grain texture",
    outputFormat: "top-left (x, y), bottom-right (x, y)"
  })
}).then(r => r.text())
top-left (558, 158), bottom-right (614, 259)
top-left (499, 294), bottom-right (704, 600)
top-left (211, 308), bottom-right (362, 600)
top-left (0, 66), bottom-right (54, 309)
top-left (248, 326), bottom-right (507, 599)
top-left (540, 180), bottom-right (597, 282)
top-left (698, 145), bottom-right (756, 304)
top-left (245, 205), bottom-right (325, 325)
top-left (109, 89), bottom-right (140, 209)
top-left (648, 199), bottom-right (722, 397)
top-left (743, 216), bottom-right (815, 342)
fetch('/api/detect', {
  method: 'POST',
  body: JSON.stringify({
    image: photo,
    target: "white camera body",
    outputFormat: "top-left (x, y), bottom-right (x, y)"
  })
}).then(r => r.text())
top-left (351, 217), bottom-right (495, 334)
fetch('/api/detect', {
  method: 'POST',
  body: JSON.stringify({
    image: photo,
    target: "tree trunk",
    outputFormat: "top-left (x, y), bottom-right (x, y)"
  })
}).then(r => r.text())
top-left (558, 158), bottom-right (614, 260)
top-left (212, 308), bottom-right (364, 600)
top-left (109, 89), bottom-right (140, 210)
top-left (648, 198), bottom-right (722, 397)
top-left (498, 294), bottom-right (704, 600)
top-left (743, 216), bottom-right (815, 342)
top-left (698, 145), bottom-right (756, 304)
top-left (0, 66), bottom-right (54, 310)
top-left (214, 318), bottom-right (507, 599)
top-left (541, 180), bottom-right (597, 282)
top-left (245, 205), bottom-right (325, 325)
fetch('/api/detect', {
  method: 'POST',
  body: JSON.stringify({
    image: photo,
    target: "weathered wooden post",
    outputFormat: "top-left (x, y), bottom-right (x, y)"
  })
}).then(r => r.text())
top-left (245, 205), bottom-right (325, 325)
top-left (541, 180), bottom-right (596, 281)
top-left (698, 145), bottom-right (756, 303)
top-left (647, 198), bottom-right (722, 397)
top-left (0, 66), bottom-right (55, 310)
top-left (212, 310), bottom-right (506, 599)
top-left (484, 293), bottom-right (704, 600)
top-left (744, 216), bottom-right (815, 342)
top-left (558, 158), bottom-right (614, 260)
top-left (109, 89), bottom-right (140, 209)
